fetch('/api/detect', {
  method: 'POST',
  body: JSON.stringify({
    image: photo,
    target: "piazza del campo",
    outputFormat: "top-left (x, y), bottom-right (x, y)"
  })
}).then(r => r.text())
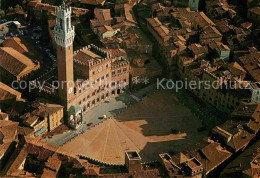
top-left (0, 0), bottom-right (259, 177)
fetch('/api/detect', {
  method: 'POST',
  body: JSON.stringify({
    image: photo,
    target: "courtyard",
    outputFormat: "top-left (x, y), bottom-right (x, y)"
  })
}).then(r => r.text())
top-left (59, 91), bottom-right (206, 164)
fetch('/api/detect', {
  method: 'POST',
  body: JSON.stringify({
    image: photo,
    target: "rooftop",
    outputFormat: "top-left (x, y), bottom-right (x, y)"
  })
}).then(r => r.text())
top-left (3, 37), bottom-right (29, 54)
top-left (238, 51), bottom-right (260, 82)
top-left (0, 82), bottom-right (22, 101)
top-left (74, 47), bottom-right (104, 65)
top-left (0, 47), bottom-right (39, 78)
top-left (94, 8), bottom-right (112, 21)
top-left (248, 7), bottom-right (260, 15)
top-left (126, 151), bottom-right (141, 160)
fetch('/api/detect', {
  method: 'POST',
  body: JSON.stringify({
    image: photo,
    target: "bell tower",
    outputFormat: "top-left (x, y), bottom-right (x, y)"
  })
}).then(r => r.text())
top-left (54, 2), bottom-right (75, 107)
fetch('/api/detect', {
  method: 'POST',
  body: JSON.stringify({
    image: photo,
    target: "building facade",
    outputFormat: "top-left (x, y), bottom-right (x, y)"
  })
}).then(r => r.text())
top-left (54, 3), bottom-right (130, 128)
top-left (20, 103), bottom-right (64, 137)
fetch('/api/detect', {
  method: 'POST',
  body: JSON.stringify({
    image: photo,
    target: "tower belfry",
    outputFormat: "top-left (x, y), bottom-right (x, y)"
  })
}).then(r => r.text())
top-left (54, 3), bottom-right (75, 107)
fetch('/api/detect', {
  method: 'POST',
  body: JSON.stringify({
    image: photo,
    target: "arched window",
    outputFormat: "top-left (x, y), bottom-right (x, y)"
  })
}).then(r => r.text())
top-left (67, 17), bottom-right (69, 29)
top-left (60, 18), bottom-right (63, 29)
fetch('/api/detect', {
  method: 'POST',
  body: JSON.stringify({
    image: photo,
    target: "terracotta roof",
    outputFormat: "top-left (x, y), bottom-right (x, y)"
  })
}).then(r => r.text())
top-left (45, 153), bottom-right (62, 172)
top-left (41, 168), bottom-right (57, 178)
top-left (190, 67), bottom-right (206, 77)
top-left (227, 129), bottom-right (255, 152)
top-left (41, 4), bottom-right (56, 12)
top-left (215, 19), bottom-right (232, 33)
top-left (146, 17), bottom-right (162, 28)
top-left (29, 1), bottom-right (88, 17)
top-left (0, 120), bottom-right (19, 143)
top-left (102, 48), bottom-right (127, 58)
top-left (18, 126), bottom-right (34, 137)
top-left (205, 0), bottom-right (221, 8)
top-left (154, 25), bottom-right (170, 38)
top-left (185, 157), bottom-right (202, 172)
top-left (209, 40), bottom-right (230, 51)
top-left (195, 11), bottom-right (215, 28)
top-left (246, 119), bottom-right (260, 134)
top-left (0, 82), bottom-right (22, 101)
top-left (221, 140), bottom-right (260, 177)
top-left (188, 44), bottom-right (208, 55)
top-left (3, 37), bottom-right (29, 54)
top-left (0, 112), bottom-right (8, 120)
top-left (80, 0), bottom-right (105, 5)
top-left (112, 58), bottom-right (129, 68)
top-left (24, 115), bottom-right (40, 126)
top-left (27, 1), bottom-right (38, 7)
top-left (37, 147), bottom-right (54, 161)
top-left (130, 66), bottom-right (146, 77)
top-left (212, 126), bottom-right (233, 139)
top-left (6, 137), bottom-right (91, 176)
top-left (146, 18), bottom-right (171, 43)
top-left (98, 25), bottom-right (114, 33)
top-left (83, 167), bottom-right (100, 176)
top-left (72, 7), bottom-right (89, 16)
top-left (90, 19), bottom-right (106, 28)
top-left (74, 48), bottom-right (103, 65)
top-left (252, 104), bottom-right (260, 121)
top-left (238, 51), bottom-right (260, 82)
top-left (171, 9), bottom-right (215, 29)
top-left (220, 120), bottom-right (256, 152)
top-left (232, 103), bottom-right (260, 120)
top-left (120, 4), bottom-right (135, 23)
top-left (171, 152), bottom-right (189, 165)
top-left (241, 22), bottom-right (252, 30)
top-left (248, 7), bottom-right (260, 15)
top-left (199, 142), bottom-right (232, 173)
top-left (0, 47), bottom-right (38, 78)
top-left (224, 62), bottom-right (247, 77)
top-left (94, 8), bottom-right (112, 21)
top-left (201, 26), bottom-right (222, 40)
top-left (114, 16), bottom-right (126, 24)
top-left (6, 145), bottom-right (28, 176)
top-left (23, 103), bottom-right (63, 119)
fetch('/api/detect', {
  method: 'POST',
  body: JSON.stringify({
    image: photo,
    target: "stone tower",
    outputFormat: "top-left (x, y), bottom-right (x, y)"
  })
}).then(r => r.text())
top-left (54, 2), bottom-right (75, 107)
top-left (188, 0), bottom-right (199, 11)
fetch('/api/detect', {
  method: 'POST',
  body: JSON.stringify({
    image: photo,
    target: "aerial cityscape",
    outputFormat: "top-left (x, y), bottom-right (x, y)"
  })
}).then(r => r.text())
top-left (0, 0), bottom-right (259, 177)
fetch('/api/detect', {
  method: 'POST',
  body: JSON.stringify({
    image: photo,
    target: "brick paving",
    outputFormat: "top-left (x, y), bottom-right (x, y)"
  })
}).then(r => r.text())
top-left (60, 91), bottom-right (205, 164)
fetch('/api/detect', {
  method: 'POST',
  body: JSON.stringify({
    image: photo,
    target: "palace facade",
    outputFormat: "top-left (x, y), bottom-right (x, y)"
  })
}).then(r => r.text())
top-left (54, 3), bottom-right (130, 128)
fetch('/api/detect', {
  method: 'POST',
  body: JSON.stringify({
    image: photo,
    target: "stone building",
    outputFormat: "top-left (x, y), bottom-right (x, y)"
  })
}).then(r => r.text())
top-left (159, 153), bottom-right (203, 177)
top-left (53, 3), bottom-right (130, 128)
top-left (125, 151), bottom-right (142, 172)
top-left (19, 103), bottom-right (64, 137)
top-left (249, 82), bottom-right (260, 104)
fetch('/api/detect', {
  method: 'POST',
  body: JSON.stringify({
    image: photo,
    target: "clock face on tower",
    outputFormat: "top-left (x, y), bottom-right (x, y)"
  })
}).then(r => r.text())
top-left (68, 87), bottom-right (73, 94)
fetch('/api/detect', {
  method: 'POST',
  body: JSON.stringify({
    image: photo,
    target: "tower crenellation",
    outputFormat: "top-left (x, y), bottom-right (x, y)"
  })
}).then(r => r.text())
top-left (54, 2), bottom-right (75, 48)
